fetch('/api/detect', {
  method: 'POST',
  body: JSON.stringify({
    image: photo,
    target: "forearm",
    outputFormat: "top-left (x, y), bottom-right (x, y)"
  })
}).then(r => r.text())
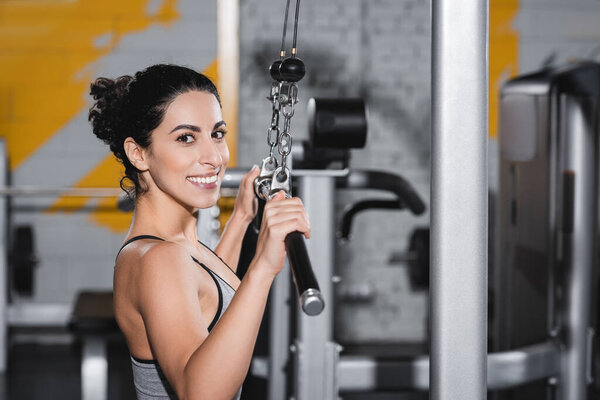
top-left (182, 265), bottom-right (273, 400)
top-left (214, 211), bottom-right (251, 270)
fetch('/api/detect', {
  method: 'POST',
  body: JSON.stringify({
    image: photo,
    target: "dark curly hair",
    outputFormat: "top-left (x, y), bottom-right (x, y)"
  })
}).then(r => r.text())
top-left (88, 64), bottom-right (221, 198)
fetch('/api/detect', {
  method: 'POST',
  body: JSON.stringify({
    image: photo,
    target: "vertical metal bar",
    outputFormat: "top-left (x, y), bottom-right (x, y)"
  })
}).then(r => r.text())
top-left (559, 94), bottom-right (596, 400)
top-left (217, 0), bottom-right (240, 165)
top-left (430, 0), bottom-right (488, 399)
top-left (0, 140), bottom-right (6, 373)
top-left (81, 336), bottom-right (108, 400)
top-left (196, 206), bottom-right (220, 249)
top-left (268, 262), bottom-right (291, 400)
top-left (295, 175), bottom-right (336, 400)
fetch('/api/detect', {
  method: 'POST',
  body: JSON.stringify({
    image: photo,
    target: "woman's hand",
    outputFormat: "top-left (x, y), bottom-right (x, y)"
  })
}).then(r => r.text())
top-left (231, 165), bottom-right (260, 224)
top-left (250, 191), bottom-right (311, 278)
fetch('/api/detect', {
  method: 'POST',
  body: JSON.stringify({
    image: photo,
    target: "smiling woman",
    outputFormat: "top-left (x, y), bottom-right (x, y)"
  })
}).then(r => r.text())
top-left (122, 90), bottom-right (229, 210)
top-left (88, 64), bottom-right (311, 400)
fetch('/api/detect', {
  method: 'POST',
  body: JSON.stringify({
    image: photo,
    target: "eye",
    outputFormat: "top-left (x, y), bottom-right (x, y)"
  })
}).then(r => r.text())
top-left (176, 133), bottom-right (195, 144)
top-left (212, 130), bottom-right (227, 141)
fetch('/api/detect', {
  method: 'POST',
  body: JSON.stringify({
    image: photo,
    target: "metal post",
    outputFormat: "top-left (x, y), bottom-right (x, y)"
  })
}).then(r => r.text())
top-left (294, 175), bottom-right (337, 400)
top-left (267, 263), bottom-right (291, 400)
top-left (0, 140), bottom-right (6, 372)
top-left (196, 206), bottom-right (220, 249)
top-left (430, 0), bottom-right (488, 399)
top-left (81, 336), bottom-right (108, 400)
top-left (558, 94), bottom-right (597, 400)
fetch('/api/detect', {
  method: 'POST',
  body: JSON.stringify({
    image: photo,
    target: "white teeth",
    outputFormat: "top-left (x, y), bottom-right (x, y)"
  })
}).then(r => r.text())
top-left (187, 175), bottom-right (218, 184)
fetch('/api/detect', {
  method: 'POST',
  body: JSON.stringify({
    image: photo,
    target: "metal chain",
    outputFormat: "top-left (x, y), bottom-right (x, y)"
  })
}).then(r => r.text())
top-left (267, 82), bottom-right (281, 159)
top-left (278, 82), bottom-right (297, 170)
top-left (255, 81), bottom-right (298, 200)
top-left (254, 0), bottom-right (302, 201)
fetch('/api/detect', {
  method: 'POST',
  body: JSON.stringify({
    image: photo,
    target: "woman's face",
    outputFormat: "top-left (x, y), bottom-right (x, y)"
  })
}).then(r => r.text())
top-left (143, 90), bottom-right (229, 209)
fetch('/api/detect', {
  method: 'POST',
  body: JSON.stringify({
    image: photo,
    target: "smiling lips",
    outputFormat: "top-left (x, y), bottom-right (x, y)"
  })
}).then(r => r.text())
top-left (187, 175), bottom-right (218, 184)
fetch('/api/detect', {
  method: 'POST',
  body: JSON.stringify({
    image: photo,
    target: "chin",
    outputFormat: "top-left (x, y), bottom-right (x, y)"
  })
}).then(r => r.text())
top-left (167, 180), bottom-right (222, 210)
top-left (189, 193), bottom-right (220, 210)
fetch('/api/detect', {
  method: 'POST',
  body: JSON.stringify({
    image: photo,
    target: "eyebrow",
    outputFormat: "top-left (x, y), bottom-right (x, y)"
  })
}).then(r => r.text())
top-left (169, 121), bottom-right (226, 134)
top-left (213, 121), bottom-right (226, 130)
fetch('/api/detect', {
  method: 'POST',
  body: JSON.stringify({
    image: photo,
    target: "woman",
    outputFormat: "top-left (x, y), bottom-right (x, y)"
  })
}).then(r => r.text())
top-left (89, 64), bottom-right (310, 399)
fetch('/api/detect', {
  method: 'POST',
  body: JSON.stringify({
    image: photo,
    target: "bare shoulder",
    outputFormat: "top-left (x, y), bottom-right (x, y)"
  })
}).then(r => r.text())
top-left (115, 240), bottom-right (198, 303)
top-left (131, 240), bottom-right (194, 279)
top-left (117, 239), bottom-right (189, 272)
top-left (140, 241), bottom-right (191, 270)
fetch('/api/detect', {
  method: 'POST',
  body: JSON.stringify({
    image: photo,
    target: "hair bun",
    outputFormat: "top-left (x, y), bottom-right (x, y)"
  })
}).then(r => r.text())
top-left (88, 75), bottom-right (133, 146)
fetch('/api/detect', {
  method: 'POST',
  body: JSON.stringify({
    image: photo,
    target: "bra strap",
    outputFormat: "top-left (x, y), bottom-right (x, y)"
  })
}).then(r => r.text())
top-left (117, 235), bottom-right (165, 258)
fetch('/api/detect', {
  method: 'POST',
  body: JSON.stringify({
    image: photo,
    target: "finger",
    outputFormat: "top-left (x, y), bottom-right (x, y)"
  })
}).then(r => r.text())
top-left (264, 211), bottom-right (308, 225)
top-left (247, 165), bottom-right (260, 179)
top-left (264, 200), bottom-right (304, 210)
top-left (265, 213), bottom-right (311, 235)
top-left (270, 219), bottom-right (311, 239)
top-left (242, 165), bottom-right (260, 188)
top-left (241, 165), bottom-right (259, 182)
top-left (264, 197), bottom-right (302, 209)
top-left (263, 202), bottom-right (308, 221)
top-left (269, 190), bottom-right (286, 201)
top-left (262, 205), bottom-right (307, 222)
top-left (263, 206), bottom-right (308, 222)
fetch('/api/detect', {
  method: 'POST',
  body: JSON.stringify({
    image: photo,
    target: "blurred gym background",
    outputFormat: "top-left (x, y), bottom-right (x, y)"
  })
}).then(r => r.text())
top-left (0, 0), bottom-right (599, 399)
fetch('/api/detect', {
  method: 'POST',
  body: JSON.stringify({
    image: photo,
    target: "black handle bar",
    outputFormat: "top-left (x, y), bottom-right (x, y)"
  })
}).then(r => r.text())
top-left (338, 170), bottom-right (426, 215)
top-left (238, 197), bottom-right (324, 316)
top-left (285, 231), bottom-right (324, 316)
top-left (338, 199), bottom-right (404, 240)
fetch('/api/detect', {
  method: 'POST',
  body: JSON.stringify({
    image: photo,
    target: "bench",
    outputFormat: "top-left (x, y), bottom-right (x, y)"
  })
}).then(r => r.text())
top-left (69, 291), bottom-right (119, 400)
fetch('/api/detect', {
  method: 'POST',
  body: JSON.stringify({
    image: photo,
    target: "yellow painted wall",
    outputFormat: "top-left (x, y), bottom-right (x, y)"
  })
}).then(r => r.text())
top-left (0, 1), bottom-right (238, 233)
top-left (0, 0), bottom-right (179, 233)
top-left (490, 0), bottom-right (520, 137)
top-left (0, 0), bottom-right (179, 170)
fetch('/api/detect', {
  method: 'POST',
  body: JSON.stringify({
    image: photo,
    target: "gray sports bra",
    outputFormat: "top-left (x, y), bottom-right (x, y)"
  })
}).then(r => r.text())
top-left (118, 235), bottom-right (242, 400)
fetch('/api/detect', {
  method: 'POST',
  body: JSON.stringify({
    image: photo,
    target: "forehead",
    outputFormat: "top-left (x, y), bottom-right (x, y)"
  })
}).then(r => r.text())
top-left (162, 90), bottom-right (222, 126)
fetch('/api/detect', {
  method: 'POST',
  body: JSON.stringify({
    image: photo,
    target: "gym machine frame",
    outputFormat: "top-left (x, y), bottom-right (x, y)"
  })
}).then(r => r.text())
top-left (226, 0), bottom-right (596, 398)
top-left (222, 165), bottom-right (559, 399)
top-left (2, 1), bottom-right (596, 399)
top-left (496, 62), bottom-right (600, 400)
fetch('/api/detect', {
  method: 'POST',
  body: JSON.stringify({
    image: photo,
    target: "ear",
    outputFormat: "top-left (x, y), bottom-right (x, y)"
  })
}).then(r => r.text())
top-left (123, 137), bottom-right (149, 171)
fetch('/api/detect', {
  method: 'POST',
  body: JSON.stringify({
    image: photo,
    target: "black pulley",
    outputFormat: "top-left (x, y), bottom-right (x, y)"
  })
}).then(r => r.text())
top-left (278, 57), bottom-right (305, 82)
top-left (307, 98), bottom-right (367, 149)
top-left (269, 59), bottom-right (284, 82)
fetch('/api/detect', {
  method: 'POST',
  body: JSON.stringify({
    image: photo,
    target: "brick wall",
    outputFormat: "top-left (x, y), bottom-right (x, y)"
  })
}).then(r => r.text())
top-left (240, 0), bottom-right (431, 342)
top-left (240, 0), bottom-right (600, 343)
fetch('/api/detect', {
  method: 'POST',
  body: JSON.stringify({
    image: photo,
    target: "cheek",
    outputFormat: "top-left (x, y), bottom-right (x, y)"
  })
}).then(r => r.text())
top-left (220, 143), bottom-right (230, 165)
top-left (153, 146), bottom-right (189, 173)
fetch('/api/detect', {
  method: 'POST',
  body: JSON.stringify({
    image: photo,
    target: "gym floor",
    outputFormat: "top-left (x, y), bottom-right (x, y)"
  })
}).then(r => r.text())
top-left (0, 333), bottom-right (134, 400)
top-left (0, 334), bottom-right (536, 400)
top-left (0, 331), bottom-right (430, 400)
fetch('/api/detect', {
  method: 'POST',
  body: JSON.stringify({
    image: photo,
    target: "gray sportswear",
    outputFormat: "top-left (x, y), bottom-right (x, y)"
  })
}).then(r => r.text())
top-left (119, 236), bottom-right (242, 400)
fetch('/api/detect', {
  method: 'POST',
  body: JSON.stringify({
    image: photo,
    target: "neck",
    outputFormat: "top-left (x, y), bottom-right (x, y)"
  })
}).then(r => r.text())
top-left (127, 189), bottom-right (199, 243)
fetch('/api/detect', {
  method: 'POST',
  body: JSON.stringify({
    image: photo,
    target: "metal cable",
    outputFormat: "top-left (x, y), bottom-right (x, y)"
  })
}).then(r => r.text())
top-left (280, 0), bottom-right (292, 57)
top-left (292, 0), bottom-right (301, 54)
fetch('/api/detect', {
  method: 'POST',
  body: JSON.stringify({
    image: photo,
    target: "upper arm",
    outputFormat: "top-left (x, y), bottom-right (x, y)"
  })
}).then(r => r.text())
top-left (136, 243), bottom-right (209, 397)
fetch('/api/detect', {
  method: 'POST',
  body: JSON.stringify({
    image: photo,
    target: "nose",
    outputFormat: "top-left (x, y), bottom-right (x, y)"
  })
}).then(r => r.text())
top-left (196, 136), bottom-right (224, 167)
